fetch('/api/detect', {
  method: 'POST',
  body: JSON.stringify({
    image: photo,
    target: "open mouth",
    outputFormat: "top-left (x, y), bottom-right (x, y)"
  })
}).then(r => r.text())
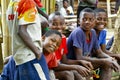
top-left (98, 24), bottom-right (104, 29)
top-left (49, 46), bottom-right (55, 52)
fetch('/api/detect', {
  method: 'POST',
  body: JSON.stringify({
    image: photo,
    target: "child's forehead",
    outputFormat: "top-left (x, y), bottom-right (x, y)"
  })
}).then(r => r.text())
top-left (53, 15), bottom-right (64, 19)
top-left (96, 12), bottom-right (107, 16)
top-left (81, 12), bottom-right (95, 18)
top-left (48, 34), bottom-right (60, 38)
top-left (52, 16), bottom-right (65, 22)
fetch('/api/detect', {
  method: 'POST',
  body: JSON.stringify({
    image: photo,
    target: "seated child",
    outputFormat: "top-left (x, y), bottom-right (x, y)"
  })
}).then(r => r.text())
top-left (67, 8), bottom-right (120, 80)
top-left (0, 30), bottom-right (62, 80)
top-left (48, 11), bottom-right (94, 80)
top-left (94, 8), bottom-right (120, 64)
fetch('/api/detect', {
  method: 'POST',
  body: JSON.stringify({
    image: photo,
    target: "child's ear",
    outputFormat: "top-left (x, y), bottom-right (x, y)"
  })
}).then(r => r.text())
top-left (42, 35), bottom-right (45, 41)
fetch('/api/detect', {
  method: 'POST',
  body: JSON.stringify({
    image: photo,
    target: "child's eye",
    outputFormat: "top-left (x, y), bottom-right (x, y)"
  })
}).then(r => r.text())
top-left (53, 23), bottom-right (57, 26)
top-left (60, 22), bottom-right (64, 26)
top-left (97, 18), bottom-right (102, 21)
top-left (97, 18), bottom-right (107, 21)
top-left (83, 18), bottom-right (87, 21)
top-left (89, 18), bottom-right (94, 21)
top-left (51, 39), bottom-right (56, 42)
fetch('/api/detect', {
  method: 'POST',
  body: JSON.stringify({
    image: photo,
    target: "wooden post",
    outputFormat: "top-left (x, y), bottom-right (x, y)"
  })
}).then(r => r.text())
top-left (41, 0), bottom-right (55, 14)
top-left (1, 0), bottom-right (10, 59)
top-left (0, 13), bottom-right (3, 73)
top-left (49, 0), bottom-right (55, 14)
top-left (106, 0), bottom-right (112, 28)
top-left (106, 0), bottom-right (117, 28)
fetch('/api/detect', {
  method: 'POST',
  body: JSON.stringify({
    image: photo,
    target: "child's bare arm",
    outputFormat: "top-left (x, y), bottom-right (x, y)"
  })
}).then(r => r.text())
top-left (53, 63), bottom-right (91, 77)
top-left (36, 6), bottom-right (48, 19)
top-left (61, 54), bottom-right (93, 70)
top-left (18, 25), bottom-right (42, 60)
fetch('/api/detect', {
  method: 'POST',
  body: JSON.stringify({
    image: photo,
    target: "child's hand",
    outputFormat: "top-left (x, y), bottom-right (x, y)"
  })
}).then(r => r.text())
top-left (66, 10), bottom-right (70, 15)
top-left (103, 57), bottom-right (120, 72)
top-left (36, 53), bottom-right (41, 60)
top-left (75, 65), bottom-right (91, 77)
top-left (35, 49), bottom-right (42, 60)
top-left (79, 60), bottom-right (93, 70)
top-left (114, 54), bottom-right (120, 63)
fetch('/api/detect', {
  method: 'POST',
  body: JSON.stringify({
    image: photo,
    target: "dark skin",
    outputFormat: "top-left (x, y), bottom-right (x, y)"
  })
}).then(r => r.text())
top-left (36, 6), bottom-right (48, 19)
top-left (49, 14), bottom-right (93, 78)
top-left (75, 12), bottom-right (120, 80)
top-left (63, 1), bottom-right (72, 15)
top-left (94, 11), bottom-right (120, 65)
top-left (18, 24), bottom-right (41, 60)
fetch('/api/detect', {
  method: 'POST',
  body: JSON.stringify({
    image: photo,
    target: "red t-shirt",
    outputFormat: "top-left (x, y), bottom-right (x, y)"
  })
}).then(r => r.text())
top-left (44, 52), bottom-right (58, 69)
top-left (55, 35), bottom-right (68, 61)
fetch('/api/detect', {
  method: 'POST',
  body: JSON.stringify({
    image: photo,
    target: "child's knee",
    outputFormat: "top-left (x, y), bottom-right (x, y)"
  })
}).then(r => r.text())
top-left (64, 71), bottom-right (74, 77)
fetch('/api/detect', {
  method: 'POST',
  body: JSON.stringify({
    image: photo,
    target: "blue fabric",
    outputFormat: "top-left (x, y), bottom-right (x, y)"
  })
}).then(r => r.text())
top-left (67, 27), bottom-right (100, 59)
top-left (106, 36), bottom-right (114, 50)
top-left (14, 54), bottom-right (50, 80)
top-left (98, 29), bottom-right (106, 46)
top-left (0, 56), bottom-right (16, 80)
top-left (0, 54), bottom-right (50, 80)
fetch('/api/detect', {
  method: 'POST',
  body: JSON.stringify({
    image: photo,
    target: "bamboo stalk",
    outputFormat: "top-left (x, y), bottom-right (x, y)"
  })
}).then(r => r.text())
top-left (0, 10), bottom-right (3, 73)
top-left (49, 0), bottom-right (55, 14)
top-left (1, 0), bottom-right (10, 59)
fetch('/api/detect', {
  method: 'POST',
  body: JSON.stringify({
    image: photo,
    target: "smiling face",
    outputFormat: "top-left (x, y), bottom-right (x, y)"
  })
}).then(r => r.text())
top-left (43, 34), bottom-right (61, 53)
top-left (80, 12), bottom-right (95, 31)
top-left (49, 15), bottom-right (65, 33)
top-left (95, 12), bottom-right (108, 31)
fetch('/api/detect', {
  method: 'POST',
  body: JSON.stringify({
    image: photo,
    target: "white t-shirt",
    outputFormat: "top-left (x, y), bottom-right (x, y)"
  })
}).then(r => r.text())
top-left (60, 6), bottom-right (74, 16)
top-left (6, 0), bottom-right (42, 65)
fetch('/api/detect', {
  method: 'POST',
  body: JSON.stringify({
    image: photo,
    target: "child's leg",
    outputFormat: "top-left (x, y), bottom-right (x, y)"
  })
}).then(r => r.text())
top-left (92, 60), bottom-right (112, 80)
top-left (49, 70), bottom-right (57, 80)
top-left (72, 70), bottom-right (86, 80)
top-left (55, 70), bottom-right (74, 80)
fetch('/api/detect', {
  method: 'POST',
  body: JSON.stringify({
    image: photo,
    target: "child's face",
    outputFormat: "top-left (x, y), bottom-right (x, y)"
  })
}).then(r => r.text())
top-left (55, 5), bottom-right (59, 11)
top-left (95, 12), bottom-right (108, 31)
top-left (43, 34), bottom-right (61, 53)
top-left (49, 15), bottom-right (65, 33)
top-left (80, 12), bottom-right (95, 31)
top-left (63, 1), bottom-right (68, 8)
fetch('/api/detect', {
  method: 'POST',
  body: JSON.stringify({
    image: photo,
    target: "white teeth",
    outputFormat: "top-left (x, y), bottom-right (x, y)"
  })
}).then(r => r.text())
top-left (99, 25), bottom-right (104, 28)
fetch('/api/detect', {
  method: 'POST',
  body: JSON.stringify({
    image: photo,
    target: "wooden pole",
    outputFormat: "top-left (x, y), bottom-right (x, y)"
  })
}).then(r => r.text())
top-left (1, 0), bottom-right (10, 59)
top-left (0, 12), bottom-right (3, 73)
top-left (41, 0), bottom-right (55, 14)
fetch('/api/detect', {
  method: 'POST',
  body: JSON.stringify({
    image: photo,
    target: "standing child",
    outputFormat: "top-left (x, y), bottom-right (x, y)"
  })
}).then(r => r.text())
top-left (94, 8), bottom-right (120, 64)
top-left (0, 30), bottom-right (62, 80)
top-left (48, 11), bottom-right (94, 80)
top-left (67, 8), bottom-right (120, 80)
top-left (6, 0), bottom-right (49, 80)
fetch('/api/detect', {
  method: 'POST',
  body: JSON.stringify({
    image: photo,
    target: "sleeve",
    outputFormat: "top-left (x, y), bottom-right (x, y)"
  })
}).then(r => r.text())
top-left (48, 53), bottom-right (58, 69)
top-left (100, 31), bottom-right (106, 45)
top-left (72, 30), bottom-right (83, 49)
top-left (62, 37), bottom-right (68, 55)
top-left (17, 0), bottom-right (38, 25)
top-left (93, 31), bottom-right (100, 50)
